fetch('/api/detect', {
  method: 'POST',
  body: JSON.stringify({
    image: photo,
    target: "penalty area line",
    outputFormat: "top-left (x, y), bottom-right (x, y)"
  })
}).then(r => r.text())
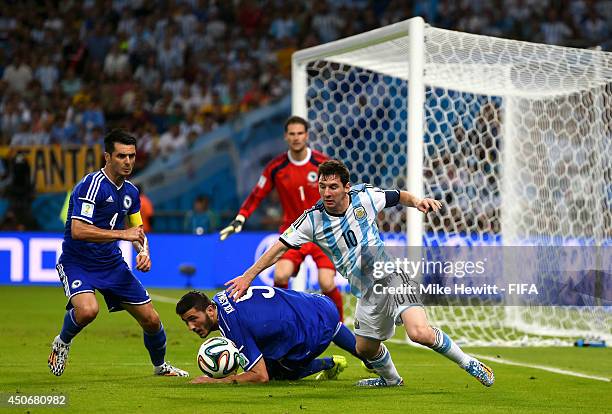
top-left (471, 353), bottom-right (611, 382)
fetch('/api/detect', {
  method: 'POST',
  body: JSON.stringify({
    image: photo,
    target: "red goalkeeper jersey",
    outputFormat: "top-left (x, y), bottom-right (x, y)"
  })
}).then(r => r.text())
top-left (238, 148), bottom-right (328, 232)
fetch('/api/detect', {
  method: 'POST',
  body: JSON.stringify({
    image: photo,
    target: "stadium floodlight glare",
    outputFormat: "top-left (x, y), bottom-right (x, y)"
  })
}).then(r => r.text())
top-left (292, 17), bottom-right (611, 346)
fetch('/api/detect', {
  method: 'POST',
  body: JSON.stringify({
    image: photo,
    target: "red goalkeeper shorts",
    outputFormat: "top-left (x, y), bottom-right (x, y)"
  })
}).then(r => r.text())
top-left (280, 242), bottom-right (335, 275)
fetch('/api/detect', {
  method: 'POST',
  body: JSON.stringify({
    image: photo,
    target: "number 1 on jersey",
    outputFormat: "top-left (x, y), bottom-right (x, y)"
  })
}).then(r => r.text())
top-left (298, 185), bottom-right (305, 202)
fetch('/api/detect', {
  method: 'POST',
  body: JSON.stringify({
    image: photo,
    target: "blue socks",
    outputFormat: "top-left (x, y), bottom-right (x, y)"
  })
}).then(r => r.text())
top-left (332, 324), bottom-right (361, 359)
top-left (295, 357), bottom-right (334, 379)
top-left (59, 309), bottom-right (83, 344)
top-left (143, 324), bottom-right (167, 367)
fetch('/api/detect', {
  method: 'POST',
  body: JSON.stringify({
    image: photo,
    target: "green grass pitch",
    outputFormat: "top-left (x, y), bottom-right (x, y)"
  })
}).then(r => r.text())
top-left (0, 286), bottom-right (609, 413)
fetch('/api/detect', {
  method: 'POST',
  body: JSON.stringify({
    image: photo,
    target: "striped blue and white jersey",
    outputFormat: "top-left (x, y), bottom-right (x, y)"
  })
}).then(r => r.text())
top-left (279, 183), bottom-right (400, 297)
top-left (60, 169), bottom-right (140, 269)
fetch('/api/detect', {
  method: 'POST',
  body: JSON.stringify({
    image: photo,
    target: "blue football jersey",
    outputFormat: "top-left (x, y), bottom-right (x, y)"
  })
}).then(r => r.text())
top-left (60, 169), bottom-right (141, 269)
top-left (213, 287), bottom-right (340, 371)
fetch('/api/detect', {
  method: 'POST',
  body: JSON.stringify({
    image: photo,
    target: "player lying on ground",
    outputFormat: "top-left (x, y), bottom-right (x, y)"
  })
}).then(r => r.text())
top-left (48, 129), bottom-right (188, 377)
top-left (226, 160), bottom-right (495, 388)
top-left (219, 116), bottom-right (344, 320)
top-left (176, 287), bottom-right (365, 384)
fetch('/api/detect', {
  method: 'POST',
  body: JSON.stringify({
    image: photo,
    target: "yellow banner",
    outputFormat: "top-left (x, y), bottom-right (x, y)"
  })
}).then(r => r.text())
top-left (1, 145), bottom-right (103, 193)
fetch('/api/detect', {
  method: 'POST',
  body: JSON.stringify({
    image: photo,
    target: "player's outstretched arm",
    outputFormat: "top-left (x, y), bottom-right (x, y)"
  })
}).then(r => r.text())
top-left (225, 240), bottom-right (289, 299)
top-left (219, 214), bottom-right (246, 240)
top-left (71, 219), bottom-right (145, 244)
top-left (190, 358), bottom-right (269, 384)
top-left (399, 191), bottom-right (442, 213)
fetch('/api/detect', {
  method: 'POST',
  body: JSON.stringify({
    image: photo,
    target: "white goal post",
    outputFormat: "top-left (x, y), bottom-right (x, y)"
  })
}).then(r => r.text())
top-left (292, 17), bottom-right (611, 346)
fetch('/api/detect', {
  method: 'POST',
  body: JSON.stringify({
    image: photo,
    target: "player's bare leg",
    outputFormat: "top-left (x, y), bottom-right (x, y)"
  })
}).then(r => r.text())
top-left (49, 292), bottom-right (99, 376)
top-left (318, 267), bottom-right (344, 321)
top-left (273, 259), bottom-right (294, 289)
top-left (123, 302), bottom-right (188, 377)
top-left (354, 335), bottom-right (403, 387)
top-left (400, 306), bottom-right (494, 387)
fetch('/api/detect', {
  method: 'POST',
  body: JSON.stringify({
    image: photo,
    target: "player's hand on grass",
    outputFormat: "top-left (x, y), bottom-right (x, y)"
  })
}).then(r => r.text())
top-left (416, 198), bottom-right (442, 214)
top-left (219, 214), bottom-right (245, 241)
top-left (122, 226), bottom-right (145, 244)
top-left (225, 275), bottom-right (252, 300)
top-left (135, 252), bottom-right (151, 272)
top-left (190, 375), bottom-right (217, 384)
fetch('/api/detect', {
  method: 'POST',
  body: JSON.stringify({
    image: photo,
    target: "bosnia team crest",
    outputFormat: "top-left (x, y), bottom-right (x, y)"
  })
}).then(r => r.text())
top-left (354, 206), bottom-right (367, 220)
top-left (123, 195), bottom-right (132, 209)
top-left (307, 171), bottom-right (318, 182)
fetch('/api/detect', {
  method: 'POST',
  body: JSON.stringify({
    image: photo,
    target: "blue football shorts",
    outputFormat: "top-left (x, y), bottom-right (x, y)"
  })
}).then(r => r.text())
top-left (56, 260), bottom-right (151, 312)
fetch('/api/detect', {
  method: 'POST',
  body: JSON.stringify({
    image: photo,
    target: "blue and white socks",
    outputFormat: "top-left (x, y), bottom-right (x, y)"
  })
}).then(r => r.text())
top-left (366, 343), bottom-right (402, 384)
top-left (430, 327), bottom-right (472, 368)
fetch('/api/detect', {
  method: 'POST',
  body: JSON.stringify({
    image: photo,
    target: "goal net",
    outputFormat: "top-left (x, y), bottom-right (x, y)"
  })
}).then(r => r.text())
top-left (292, 18), bottom-right (611, 346)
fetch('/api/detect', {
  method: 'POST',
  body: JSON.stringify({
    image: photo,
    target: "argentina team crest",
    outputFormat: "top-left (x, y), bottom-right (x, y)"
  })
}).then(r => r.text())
top-left (123, 195), bottom-right (132, 209)
top-left (354, 206), bottom-right (367, 221)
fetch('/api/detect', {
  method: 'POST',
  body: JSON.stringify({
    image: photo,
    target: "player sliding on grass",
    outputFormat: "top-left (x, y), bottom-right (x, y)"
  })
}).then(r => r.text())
top-left (48, 129), bottom-right (188, 378)
top-left (219, 116), bottom-right (344, 320)
top-left (176, 287), bottom-right (363, 384)
top-left (226, 160), bottom-right (495, 388)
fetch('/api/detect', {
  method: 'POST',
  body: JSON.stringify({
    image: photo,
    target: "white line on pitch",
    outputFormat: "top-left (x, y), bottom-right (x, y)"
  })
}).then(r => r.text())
top-left (149, 293), bottom-right (180, 304)
top-left (471, 353), bottom-right (610, 382)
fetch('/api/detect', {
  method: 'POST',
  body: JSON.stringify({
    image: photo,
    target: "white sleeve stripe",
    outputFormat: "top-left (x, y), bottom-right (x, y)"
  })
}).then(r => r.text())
top-left (245, 353), bottom-right (263, 371)
top-left (78, 197), bottom-right (95, 203)
top-left (70, 216), bottom-right (93, 224)
top-left (85, 172), bottom-right (104, 201)
top-left (84, 172), bottom-right (100, 200)
top-left (89, 173), bottom-right (105, 201)
top-left (84, 173), bottom-right (100, 200)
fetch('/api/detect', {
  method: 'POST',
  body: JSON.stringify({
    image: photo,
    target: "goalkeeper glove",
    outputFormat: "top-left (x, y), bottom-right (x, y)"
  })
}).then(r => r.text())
top-left (219, 214), bottom-right (245, 240)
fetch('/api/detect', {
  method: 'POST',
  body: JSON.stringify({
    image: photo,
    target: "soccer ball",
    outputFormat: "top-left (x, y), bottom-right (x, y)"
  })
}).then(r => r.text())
top-left (197, 336), bottom-right (241, 378)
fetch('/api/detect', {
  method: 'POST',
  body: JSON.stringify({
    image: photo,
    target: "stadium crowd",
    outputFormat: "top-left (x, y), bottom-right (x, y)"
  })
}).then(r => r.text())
top-left (0, 0), bottom-right (609, 231)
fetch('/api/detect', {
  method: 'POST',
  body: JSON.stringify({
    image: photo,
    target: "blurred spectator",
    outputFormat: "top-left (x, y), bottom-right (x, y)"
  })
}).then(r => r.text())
top-left (85, 23), bottom-right (113, 65)
top-left (580, 7), bottom-right (608, 44)
top-left (4, 151), bottom-right (37, 230)
top-left (104, 42), bottom-right (130, 77)
top-left (2, 54), bottom-right (32, 94)
top-left (311, 2), bottom-right (345, 43)
top-left (134, 54), bottom-right (160, 87)
top-left (158, 120), bottom-right (186, 157)
top-left (82, 97), bottom-right (106, 132)
top-left (540, 8), bottom-right (574, 45)
top-left (84, 125), bottom-right (104, 147)
top-left (35, 55), bottom-right (59, 93)
top-left (136, 184), bottom-right (155, 233)
top-left (184, 195), bottom-right (218, 235)
top-left (61, 67), bottom-right (82, 97)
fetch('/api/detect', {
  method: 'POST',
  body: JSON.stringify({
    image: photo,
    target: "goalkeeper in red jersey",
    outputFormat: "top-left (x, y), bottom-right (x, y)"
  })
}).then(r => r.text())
top-left (220, 116), bottom-right (344, 320)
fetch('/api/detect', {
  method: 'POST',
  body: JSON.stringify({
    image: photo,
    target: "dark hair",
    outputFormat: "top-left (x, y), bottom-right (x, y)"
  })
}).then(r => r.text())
top-left (318, 160), bottom-right (350, 185)
top-left (104, 129), bottom-right (137, 154)
top-left (284, 115), bottom-right (308, 132)
top-left (175, 290), bottom-right (213, 315)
